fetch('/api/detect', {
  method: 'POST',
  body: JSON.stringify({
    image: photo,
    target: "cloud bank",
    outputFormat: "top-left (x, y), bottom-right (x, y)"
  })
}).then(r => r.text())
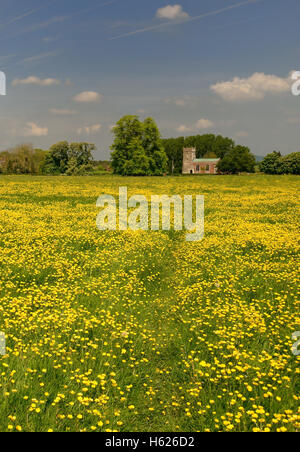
top-left (211, 72), bottom-right (291, 101)
top-left (12, 76), bottom-right (61, 86)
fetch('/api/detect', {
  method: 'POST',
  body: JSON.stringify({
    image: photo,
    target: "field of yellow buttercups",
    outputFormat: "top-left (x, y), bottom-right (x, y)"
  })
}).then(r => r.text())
top-left (0, 174), bottom-right (299, 432)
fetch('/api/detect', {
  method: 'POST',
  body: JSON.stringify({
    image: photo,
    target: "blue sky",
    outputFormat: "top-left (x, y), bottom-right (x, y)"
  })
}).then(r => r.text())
top-left (0, 0), bottom-right (300, 158)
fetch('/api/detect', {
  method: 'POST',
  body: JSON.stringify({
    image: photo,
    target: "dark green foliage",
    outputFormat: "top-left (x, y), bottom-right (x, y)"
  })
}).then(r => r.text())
top-left (278, 152), bottom-right (300, 175)
top-left (162, 134), bottom-right (236, 174)
top-left (184, 134), bottom-right (235, 159)
top-left (259, 151), bottom-right (282, 174)
top-left (161, 137), bottom-right (185, 174)
top-left (44, 141), bottom-right (69, 174)
top-left (162, 134), bottom-right (255, 174)
top-left (260, 151), bottom-right (300, 175)
top-left (218, 145), bottom-right (256, 174)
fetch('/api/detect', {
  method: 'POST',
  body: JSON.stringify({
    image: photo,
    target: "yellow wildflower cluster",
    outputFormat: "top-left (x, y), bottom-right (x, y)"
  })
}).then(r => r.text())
top-left (0, 175), bottom-right (299, 432)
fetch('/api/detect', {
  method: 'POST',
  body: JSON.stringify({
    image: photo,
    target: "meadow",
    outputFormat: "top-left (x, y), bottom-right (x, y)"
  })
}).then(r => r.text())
top-left (0, 174), bottom-right (299, 432)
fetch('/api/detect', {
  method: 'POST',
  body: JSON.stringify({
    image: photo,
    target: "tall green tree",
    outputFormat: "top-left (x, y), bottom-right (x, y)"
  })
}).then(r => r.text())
top-left (111, 116), bottom-right (143, 175)
top-left (111, 115), bottom-right (167, 176)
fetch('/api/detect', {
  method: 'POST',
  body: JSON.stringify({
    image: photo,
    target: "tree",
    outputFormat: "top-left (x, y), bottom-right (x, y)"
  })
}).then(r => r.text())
top-left (278, 152), bottom-right (300, 175)
top-left (161, 137), bottom-right (185, 174)
top-left (42, 141), bottom-right (95, 175)
top-left (184, 134), bottom-right (235, 159)
top-left (142, 117), bottom-right (168, 175)
top-left (218, 146), bottom-right (256, 174)
top-left (123, 138), bottom-right (150, 176)
top-left (43, 141), bottom-right (69, 174)
top-left (111, 116), bottom-right (143, 175)
top-left (259, 151), bottom-right (300, 175)
top-left (0, 144), bottom-right (46, 174)
top-left (69, 142), bottom-right (95, 167)
top-left (259, 151), bottom-right (282, 174)
top-left (65, 156), bottom-right (79, 176)
top-left (111, 115), bottom-right (167, 176)
top-left (32, 149), bottom-right (47, 174)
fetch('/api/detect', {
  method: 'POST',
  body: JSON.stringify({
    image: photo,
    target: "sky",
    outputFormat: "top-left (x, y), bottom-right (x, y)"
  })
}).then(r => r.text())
top-left (0, 0), bottom-right (300, 159)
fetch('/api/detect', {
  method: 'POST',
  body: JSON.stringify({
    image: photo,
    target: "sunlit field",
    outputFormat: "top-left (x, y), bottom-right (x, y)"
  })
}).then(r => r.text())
top-left (0, 175), bottom-right (299, 432)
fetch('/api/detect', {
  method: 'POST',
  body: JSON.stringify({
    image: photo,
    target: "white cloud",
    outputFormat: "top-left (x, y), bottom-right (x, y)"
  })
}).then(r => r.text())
top-left (156, 5), bottom-right (189, 21)
top-left (196, 118), bottom-right (215, 129)
top-left (24, 122), bottom-right (48, 137)
top-left (176, 125), bottom-right (192, 133)
top-left (77, 124), bottom-right (102, 135)
top-left (50, 108), bottom-right (77, 115)
top-left (73, 91), bottom-right (102, 103)
top-left (176, 118), bottom-right (214, 133)
top-left (111, 0), bottom-right (255, 40)
top-left (12, 76), bottom-right (60, 86)
top-left (211, 72), bottom-right (291, 101)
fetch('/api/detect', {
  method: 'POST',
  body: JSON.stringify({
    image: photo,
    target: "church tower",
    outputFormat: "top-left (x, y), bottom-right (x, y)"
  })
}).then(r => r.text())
top-left (182, 148), bottom-right (196, 174)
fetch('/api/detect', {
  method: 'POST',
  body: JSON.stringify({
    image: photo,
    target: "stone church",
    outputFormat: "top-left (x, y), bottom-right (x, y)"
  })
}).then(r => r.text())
top-left (182, 148), bottom-right (220, 175)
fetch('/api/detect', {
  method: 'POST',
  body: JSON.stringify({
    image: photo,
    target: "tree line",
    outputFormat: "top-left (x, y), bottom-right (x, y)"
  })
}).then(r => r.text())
top-left (111, 115), bottom-right (255, 175)
top-left (0, 145), bottom-right (46, 174)
top-left (111, 116), bottom-right (299, 175)
top-left (0, 142), bottom-right (108, 175)
top-left (1, 115), bottom-right (299, 176)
